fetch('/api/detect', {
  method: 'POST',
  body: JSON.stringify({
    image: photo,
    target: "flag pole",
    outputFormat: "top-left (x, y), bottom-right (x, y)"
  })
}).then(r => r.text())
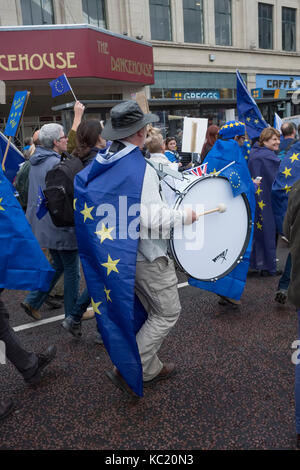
top-left (64, 74), bottom-right (78, 102)
top-left (2, 136), bottom-right (12, 171)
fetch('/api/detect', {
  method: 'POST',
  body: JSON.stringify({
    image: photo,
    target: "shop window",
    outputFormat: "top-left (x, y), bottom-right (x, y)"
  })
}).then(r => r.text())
top-left (82, 0), bottom-right (107, 29)
top-left (258, 3), bottom-right (273, 49)
top-left (21, 0), bottom-right (54, 25)
top-left (149, 0), bottom-right (172, 41)
top-left (183, 0), bottom-right (204, 44)
top-left (215, 0), bottom-right (232, 46)
top-left (282, 7), bottom-right (296, 52)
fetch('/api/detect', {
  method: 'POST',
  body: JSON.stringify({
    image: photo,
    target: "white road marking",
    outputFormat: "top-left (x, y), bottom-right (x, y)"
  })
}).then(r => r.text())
top-left (13, 282), bottom-right (190, 332)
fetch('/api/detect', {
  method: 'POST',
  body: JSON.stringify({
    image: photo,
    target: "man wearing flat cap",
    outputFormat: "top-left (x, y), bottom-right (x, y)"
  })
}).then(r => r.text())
top-left (74, 101), bottom-right (196, 398)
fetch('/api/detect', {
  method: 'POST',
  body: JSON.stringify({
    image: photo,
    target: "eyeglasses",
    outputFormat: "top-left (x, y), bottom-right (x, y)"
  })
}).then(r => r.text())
top-left (57, 135), bottom-right (67, 141)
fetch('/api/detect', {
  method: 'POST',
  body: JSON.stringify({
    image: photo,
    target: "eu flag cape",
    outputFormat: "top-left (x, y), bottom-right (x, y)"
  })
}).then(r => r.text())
top-left (271, 141), bottom-right (300, 234)
top-left (74, 145), bottom-right (148, 397)
top-left (189, 140), bottom-right (256, 300)
top-left (248, 143), bottom-right (280, 273)
top-left (0, 132), bottom-right (24, 182)
top-left (0, 166), bottom-right (54, 291)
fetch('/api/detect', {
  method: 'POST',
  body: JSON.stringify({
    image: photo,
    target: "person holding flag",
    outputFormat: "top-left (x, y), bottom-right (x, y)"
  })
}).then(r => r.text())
top-left (189, 121), bottom-right (257, 306)
top-left (248, 127), bottom-right (281, 276)
top-left (74, 101), bottom-right (197, 398)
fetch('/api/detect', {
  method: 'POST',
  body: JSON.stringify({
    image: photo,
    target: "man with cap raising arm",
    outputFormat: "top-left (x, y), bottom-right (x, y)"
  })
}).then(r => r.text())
top-left (74, 101), bottom-right (197, 398)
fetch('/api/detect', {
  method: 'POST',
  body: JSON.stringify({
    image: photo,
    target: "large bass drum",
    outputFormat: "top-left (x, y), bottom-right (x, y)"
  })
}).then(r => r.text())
top-left (169, 175), bottom-right (252, 281)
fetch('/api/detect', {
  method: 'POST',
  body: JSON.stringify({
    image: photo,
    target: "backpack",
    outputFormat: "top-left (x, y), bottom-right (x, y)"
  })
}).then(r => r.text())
top-left (14, 160), bottom-right (31, 211)
top-left (44, 154), bottom-right (84, 227)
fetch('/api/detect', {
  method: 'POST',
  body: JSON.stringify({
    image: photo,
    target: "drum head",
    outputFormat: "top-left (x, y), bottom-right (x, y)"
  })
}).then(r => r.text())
top-left (170, 176), bottom-right (251, 281)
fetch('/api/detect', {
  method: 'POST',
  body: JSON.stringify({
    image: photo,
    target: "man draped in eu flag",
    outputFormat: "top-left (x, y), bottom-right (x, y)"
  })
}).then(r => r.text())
top-left (74, 101), bottom-right (197, 398)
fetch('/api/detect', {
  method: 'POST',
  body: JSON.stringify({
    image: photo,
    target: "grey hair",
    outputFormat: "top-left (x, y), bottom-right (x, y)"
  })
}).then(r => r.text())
top-left (39, 123), bottom-right (64, 149)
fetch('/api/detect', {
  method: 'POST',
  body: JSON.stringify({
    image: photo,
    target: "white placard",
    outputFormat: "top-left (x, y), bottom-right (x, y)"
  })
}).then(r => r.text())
top-left (182, 117), bottom-right (208, 154)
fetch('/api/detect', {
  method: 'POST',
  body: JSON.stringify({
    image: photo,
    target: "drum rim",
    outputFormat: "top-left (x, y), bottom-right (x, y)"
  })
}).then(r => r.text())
top-left (169, 175), bottom-right (252, 282)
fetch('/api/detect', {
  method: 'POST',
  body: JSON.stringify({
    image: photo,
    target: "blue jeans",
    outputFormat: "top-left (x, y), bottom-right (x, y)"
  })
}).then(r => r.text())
top-left (70, 287), bottom-right (91, 322)
top-left (25, 249), bottom-right (80, 318)
top-left (296, 310), bottom-right (300, 434)
top-left (278, 253), bottom-right (291, 291)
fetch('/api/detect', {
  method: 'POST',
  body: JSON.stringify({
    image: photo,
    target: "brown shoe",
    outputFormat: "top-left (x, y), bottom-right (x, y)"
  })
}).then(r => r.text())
top-left (106, 367), bottom-right (139, 400)
top-left (82, 309), bottom-right (95, 321)
top-left (20, 302), bottom-right (41, 321)
top-left (143, 363), bottom-right (176, 387)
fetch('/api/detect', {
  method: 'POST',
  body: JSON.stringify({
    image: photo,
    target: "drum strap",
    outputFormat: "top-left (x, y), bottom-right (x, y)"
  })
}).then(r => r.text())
top-left (145, 160), bottom-right (186, 196)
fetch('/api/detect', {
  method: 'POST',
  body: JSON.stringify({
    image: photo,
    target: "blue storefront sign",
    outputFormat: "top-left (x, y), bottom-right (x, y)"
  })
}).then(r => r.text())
top-left (172, 90), bottom-right (220, 100)
top-left (256, 75), bottom-right (300, 91)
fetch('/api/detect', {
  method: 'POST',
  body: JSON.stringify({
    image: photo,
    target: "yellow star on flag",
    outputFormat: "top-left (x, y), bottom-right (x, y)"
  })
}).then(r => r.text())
top-left (101, 254), bottom-right (120, 276)
top-left (104, 286), bottom-right (112, 303)
top-left (91, 298), bottom-right (102, 315)
top-left (256, 222), bottom-right (263, 230)
top-left (246, 117), bottom-right (251, 122)
top-left (254, 119), bottom-right (259, 124)
top-left (284, 185), bottom-right (292, 194)
top-left (0, 198), bottom-right (4, 211)
top-left (256, 187), bottom-right (263, 196)
top-left (73, 198), bottom-right (77, 211)
top-left (80, 203), bottom-right (94, 222)
top-left (229, 123), bottom-right (234, 128)
top-left (290, 153), bottom-right (299, 163)
top-left (282, 167), bottom-right (292, 179)
top-left (95, 223), bottom-right (115, 244)
top-left (258, 200), bottom-right (266, 211)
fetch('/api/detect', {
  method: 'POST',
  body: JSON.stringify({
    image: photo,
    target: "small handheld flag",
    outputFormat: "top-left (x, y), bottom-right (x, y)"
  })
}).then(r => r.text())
top-left (49, 74), bottom-right (77, 101)
top-left (36, 186), bottom-right (48, 220)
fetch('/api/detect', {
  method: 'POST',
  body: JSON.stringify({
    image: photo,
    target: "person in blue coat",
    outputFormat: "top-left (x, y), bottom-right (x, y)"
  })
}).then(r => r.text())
top-left (248, 127), bottom-right (281, 276)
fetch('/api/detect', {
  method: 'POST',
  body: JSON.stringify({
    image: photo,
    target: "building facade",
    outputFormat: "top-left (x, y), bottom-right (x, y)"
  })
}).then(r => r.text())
top-left (0, 0), bottom-right (300, 139)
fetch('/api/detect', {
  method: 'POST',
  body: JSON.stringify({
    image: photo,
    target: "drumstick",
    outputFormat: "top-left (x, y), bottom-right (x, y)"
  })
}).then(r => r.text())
top-left (196, 203), bottom-right (226, 218)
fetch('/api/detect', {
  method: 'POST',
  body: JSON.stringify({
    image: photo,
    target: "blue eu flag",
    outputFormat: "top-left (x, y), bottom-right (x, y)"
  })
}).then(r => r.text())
top-left (0, 131), bottom-right (24, 182)
top-left (49, 74), bottom-right (72, 98)
top-left (189, 139), bottom-right (256, 301)
top-left (272, 141), bottom-right (300, 234)
top-left (36, 186), bottom-right (48, 220)
top-left (74, 145), bottom-right (148, 397)
top-left (237, 70), bottom-right (268, 140)
top-left (0, 166), bottom-right (54, 291)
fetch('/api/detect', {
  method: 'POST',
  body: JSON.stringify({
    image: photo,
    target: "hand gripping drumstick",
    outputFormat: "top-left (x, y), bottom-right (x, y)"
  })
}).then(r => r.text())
top-left (196, 203), bottom-right (227, 219)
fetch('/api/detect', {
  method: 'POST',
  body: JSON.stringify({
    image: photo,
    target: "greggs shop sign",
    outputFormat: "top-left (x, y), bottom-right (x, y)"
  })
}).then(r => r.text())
top-left (0, 26), bottom-right (154, 84)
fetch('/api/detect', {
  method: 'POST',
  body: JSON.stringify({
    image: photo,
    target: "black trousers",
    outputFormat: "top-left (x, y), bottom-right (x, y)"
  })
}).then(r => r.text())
top-left (0, 290), bottom-right (37, 380)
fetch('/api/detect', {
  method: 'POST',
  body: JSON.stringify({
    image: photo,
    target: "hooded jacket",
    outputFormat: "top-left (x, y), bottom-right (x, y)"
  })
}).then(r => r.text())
top-left (26, 146), bottom-right (77, 250)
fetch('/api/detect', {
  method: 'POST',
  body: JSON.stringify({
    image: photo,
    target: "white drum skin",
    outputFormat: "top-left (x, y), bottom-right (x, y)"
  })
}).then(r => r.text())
top-left (170, 175), bottom-right (251, 281)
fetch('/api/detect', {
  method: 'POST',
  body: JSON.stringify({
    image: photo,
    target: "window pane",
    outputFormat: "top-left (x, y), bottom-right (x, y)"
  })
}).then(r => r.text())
top-left (149, 0), bottom-right (172, 41)
top-left (82, 0), bottom-right (107, 28)
top-left (258, 3), bottom-right (273, 49)
top-left (215, 0), bottom-right (231, 45)
top-left (183, 0), bottom-right (204, 44)
top-left (21, 0), bottom-right (33, 25)
top-left (282, 7), bottom-right (296, 52)
top-left (21, 0), bottom-right (54, 25)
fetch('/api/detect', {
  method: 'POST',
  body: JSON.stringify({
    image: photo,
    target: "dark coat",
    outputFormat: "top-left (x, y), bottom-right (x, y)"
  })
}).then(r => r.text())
top-left (248, 143), bottom-right (280, 273)
top-left (283, 179), bottom-right (300, 309)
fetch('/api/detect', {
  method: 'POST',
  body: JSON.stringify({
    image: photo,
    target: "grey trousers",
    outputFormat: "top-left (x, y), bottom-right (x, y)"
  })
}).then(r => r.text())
top-left (135, 256), bottom-right (181, 381)
top-left (0, 292), bottom-right (38, 380)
